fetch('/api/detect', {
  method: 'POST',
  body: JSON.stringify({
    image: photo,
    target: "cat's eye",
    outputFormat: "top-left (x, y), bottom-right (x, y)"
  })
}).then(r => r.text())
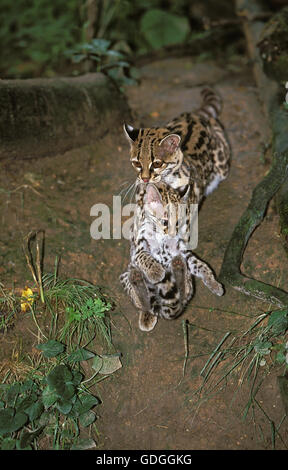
top-left (133, 161), bottom-right (141, 169)
top-left (152, 161), bottom-right (162, 169)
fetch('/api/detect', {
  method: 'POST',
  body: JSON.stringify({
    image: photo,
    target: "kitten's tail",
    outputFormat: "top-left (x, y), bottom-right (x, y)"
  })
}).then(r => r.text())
top-left (198, 87), bottom-right (222, 120)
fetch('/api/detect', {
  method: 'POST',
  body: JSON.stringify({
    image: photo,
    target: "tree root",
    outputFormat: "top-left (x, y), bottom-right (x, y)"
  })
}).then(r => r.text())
top-left (220, 0), bottom-right (288, 306)
top-left (219, 148), bottom-right (288, 306)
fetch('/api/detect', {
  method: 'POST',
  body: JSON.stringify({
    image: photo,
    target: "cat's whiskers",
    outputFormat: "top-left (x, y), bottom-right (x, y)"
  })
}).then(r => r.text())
top-left (122, 180), bottom-right (137, 204)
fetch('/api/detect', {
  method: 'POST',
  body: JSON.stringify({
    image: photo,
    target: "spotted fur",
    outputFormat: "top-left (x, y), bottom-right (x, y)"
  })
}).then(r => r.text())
top-left (120, 183), bottom-right (223, 331)
top-left (124, 87), bottom-right (231, 203)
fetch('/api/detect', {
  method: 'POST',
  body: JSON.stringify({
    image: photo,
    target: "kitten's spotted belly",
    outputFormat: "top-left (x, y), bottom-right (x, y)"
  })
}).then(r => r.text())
top-left (148, 236), bottom-right (180, 267)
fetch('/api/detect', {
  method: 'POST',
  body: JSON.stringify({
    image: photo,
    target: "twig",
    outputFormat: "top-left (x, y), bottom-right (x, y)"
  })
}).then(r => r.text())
top-left (182, 319), bottom-right (189, 378)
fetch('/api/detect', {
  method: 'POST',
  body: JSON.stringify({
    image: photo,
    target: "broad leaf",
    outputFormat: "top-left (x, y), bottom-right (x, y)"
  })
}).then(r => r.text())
top-left (42, 385), bottom-right (58, 409)
top-left (36, 340), bottom-right (65, 358)
top-left (67, 348), bottom-right (95, 363)
top-left (73, 394), bottom-right (100, 416)
top-left (268, 309), bottom-right (288, 335)
top-left (71, 438), bottom-right (96, 450)
top-left (0, 408), bottom-right (28, 435)
top-left (47, 365), bottom-right (73, 395)
top-left (140, 9), bottom-right (190, 49)
top-left (55, 400), bottom-right (73, 415)
top-left (91, 355), bottom-right (103, 374)
top-left (79, 410), bottom-right (96, 427)
top-left (99, 354), bottom-right (122, 375)
top-left (1, 437), bottom-right (16, 450)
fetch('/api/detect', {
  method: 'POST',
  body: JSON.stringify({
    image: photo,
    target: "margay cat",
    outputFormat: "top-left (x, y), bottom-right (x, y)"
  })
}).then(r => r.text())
top-left (124, 87), bottom-right (230, 202)
top-left (120, 87), bottom-right (230, 331)
top-left (120, 183), bottom-right (224, 331)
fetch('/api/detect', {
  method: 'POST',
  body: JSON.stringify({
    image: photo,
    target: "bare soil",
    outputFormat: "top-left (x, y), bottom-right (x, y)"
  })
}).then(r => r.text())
top-left (0, 56), bottom-right (287, 450)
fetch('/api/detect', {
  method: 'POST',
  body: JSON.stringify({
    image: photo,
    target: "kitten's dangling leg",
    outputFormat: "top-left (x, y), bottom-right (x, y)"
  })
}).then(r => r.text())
top-left (171, 255), bottom-right (193, 301)
top-left (186, 255), bottom-right (224, 296)
top-left (120, 268), bottom-right (158, 332)
top-left (129, 267), bottom-right (158, 332)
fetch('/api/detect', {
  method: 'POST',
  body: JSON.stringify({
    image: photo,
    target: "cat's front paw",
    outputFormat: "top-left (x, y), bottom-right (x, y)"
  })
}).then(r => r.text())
top-left (207, 279), bottom-right (224, 296)
top-left (145, 261), bottom-right (165, 284)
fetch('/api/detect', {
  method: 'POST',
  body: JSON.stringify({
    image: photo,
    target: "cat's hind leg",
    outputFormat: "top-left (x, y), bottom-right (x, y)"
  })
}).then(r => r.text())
top-left (120, 267), bottom-right (158, 331)
top-left (186, 254), bottom-right (224, 296)
top-left (129, 267), bottom-right (158, 332)
top-left (171, 255), bottom-right (193, 301)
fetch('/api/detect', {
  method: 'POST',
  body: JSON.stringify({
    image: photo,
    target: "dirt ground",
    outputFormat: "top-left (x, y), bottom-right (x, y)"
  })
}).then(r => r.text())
top-left (1, 55), bottom-right (288, 450)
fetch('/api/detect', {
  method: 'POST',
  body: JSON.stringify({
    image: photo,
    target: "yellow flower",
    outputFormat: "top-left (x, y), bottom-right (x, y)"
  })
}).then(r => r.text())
top-left (20, 286), bottom-right (34, 312)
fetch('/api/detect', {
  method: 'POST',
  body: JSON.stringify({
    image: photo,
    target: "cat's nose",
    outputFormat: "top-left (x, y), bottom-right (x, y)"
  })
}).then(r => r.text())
top-left (142, 178), bottom-right (149, 183)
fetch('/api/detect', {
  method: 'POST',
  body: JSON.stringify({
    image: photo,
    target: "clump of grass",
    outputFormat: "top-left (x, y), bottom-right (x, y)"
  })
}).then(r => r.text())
top-left (42, 273), bottom-right (112, 350)
top-left (0, 284), bottom-right (19, 333)
top-left (20, 231), bottom-right (113, 351)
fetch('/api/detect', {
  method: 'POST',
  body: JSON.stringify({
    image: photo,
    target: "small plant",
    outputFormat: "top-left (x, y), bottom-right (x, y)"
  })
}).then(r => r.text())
top-left (0, 233), bottom-right (120, 449)
top-left (65, 38), bottom-right (138, 85)
top-left (42, 273), bottom-right (113, 350)
top-left (0, 339), bottom-right (122, 450)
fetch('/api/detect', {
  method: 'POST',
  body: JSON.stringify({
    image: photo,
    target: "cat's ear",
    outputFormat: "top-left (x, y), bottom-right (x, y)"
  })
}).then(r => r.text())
top-left (159, 134), bottom-right (181, 156)
top-left (144, 184), bottom-right (165, 219)
top-left (145, 184), bottom-right (162, 205)
top-left (123, 123), bottom-right (139, 144)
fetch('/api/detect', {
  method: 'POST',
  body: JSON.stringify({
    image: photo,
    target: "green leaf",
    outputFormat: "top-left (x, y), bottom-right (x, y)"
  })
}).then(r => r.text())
top-left (99, 354), bottom-right (122, 375)
top-left (140, 9), bottom-right (190, 49)
top-left (25, 401), bottom-right (44, 421)
top-left (36, 340), bottom-right (65, 358)
top-left (91, 38), bottom-right (111, 53)
top-left (56, 400), bottom-right (73, 415)
top-left (20, 379), bottom-right (37, 393)
top-left (91, 355), bottom-right (103, 374)
top-left (71, 53), bottom-right (86, 64)
top-left (72, 371), bottom-right (83, 386)
top-left (67, 348), bottom-right (95, 363)
top-left (47, 365), bottom-right (73, 395)
top-left (0, 408), bottom-right (28, 435)
top-left (61, 383), bottom-right (76, 402)
top-left (73, 394), bottom-right (100, 416)
top-left (268, 309), bottom-right (288, 335)
top-left (79, 410), bottom-right (96, 427)
top-left (71, 438), bottom-right (96, 450)
top-left (1, 437), bottom-right (16, 450)
top-left (276, 351), bottom-right (287, 364)
top-left (42, 385), bottom-right (58, 409)
top-left (6, 383), bottom-right (20, 405)
top-left (254, 340), bottom-right (272, 355)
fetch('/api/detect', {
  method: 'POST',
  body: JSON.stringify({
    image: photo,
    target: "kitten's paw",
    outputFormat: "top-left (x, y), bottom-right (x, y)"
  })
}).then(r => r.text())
top-left (145, 262), bottom-right (165, 284)
top-left (139, 311), bottom-right (158, 332)
top-left (171, 255), bottom-right (186, 272)
top-left (207, 279), bottom-right (224, 296)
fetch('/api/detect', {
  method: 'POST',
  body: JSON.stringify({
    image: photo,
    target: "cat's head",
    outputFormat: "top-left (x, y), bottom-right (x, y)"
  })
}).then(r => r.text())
top-left (124, 124), bottom-right (182, 184)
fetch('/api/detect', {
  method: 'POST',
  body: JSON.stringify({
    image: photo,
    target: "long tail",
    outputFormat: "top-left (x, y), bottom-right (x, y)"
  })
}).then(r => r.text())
top-left (198, 87), bottom-right (222, 120)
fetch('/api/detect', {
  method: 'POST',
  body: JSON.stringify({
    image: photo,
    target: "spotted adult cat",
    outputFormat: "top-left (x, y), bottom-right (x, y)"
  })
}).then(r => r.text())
top-left (120, 183), bottom-right (223, 331)
top-left (124, 87), bottom-right (230, 203)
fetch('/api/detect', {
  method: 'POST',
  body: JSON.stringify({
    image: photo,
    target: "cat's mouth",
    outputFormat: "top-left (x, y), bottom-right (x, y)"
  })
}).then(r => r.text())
top-left (138, 175), bottom-right (161, 184)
